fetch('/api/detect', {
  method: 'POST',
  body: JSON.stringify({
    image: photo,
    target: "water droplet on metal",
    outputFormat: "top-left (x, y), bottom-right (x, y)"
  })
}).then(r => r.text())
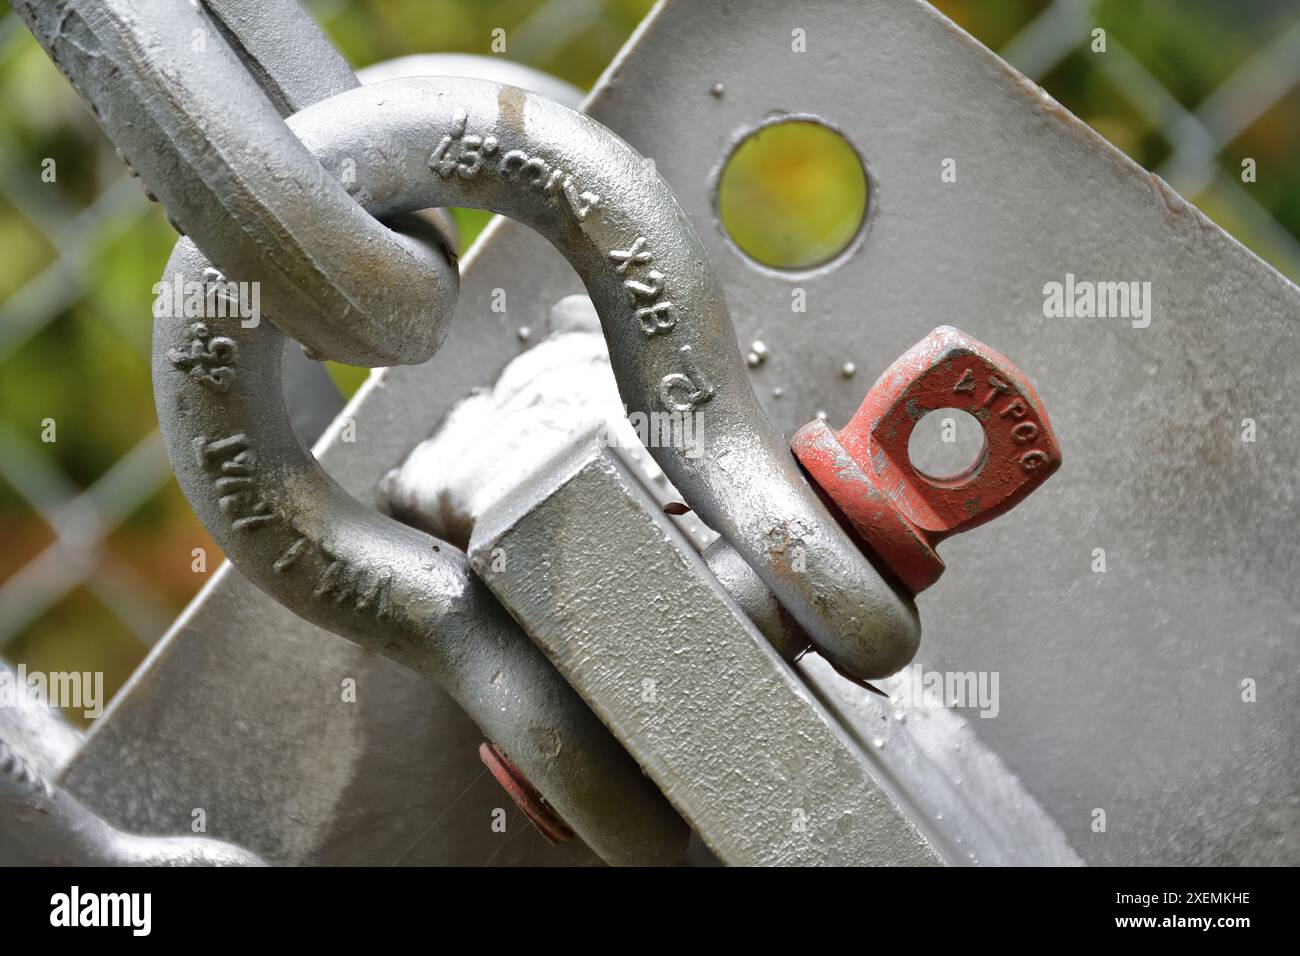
top-left (841, 361), bottom-right (857, 378)
top-left (517, 325), bottom-right (532, 343)
top-left (772, 386), bottom-right (783, 398)
top-left (710, 82), bottom-right (725, 98)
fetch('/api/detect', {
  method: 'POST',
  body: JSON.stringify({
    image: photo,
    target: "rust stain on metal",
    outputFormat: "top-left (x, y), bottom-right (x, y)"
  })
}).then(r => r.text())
top-left (479, 741), bottom-right (575, 846)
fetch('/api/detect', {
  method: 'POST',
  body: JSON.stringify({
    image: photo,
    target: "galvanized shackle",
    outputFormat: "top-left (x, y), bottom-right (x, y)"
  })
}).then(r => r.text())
top-left (302, 76), bottom-right (920, 678)
top-left (156, 74), bottom-right (919, 676)
top-left (153, 78), bottom-right (920, 855)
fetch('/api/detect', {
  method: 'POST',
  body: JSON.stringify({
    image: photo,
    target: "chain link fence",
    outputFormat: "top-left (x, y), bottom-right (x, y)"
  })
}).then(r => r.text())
top-left (0, 0), bottom-right (1296, 721)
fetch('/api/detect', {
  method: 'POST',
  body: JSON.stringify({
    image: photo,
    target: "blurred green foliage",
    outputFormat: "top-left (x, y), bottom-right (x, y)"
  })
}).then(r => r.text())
top-left (0, 0), bottom-right (1296, 721)
top-left (1093, 0), bottom-right (1292, 107)
top-left (718, 120), bottom-right (869, 269)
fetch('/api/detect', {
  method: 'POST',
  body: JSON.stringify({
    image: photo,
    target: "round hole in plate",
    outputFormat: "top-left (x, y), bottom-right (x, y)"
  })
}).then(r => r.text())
top-left (716, 118), bottom-right (868, 271)
top-left (907, 408), bottom-right (987, 482)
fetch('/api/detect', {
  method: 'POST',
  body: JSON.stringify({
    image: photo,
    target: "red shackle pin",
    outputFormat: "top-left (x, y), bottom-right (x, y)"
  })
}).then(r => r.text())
top-left (792, 326), bottom-right (1062, 594)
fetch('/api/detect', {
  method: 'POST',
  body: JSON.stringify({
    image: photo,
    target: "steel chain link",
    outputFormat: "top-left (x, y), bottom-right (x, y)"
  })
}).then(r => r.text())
top-left (13, 0), bottom-right (459, 367)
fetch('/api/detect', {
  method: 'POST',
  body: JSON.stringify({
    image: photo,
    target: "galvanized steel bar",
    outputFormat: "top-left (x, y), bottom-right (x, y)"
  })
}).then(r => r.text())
top-left (467, 433), bottom-right (940, 865)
